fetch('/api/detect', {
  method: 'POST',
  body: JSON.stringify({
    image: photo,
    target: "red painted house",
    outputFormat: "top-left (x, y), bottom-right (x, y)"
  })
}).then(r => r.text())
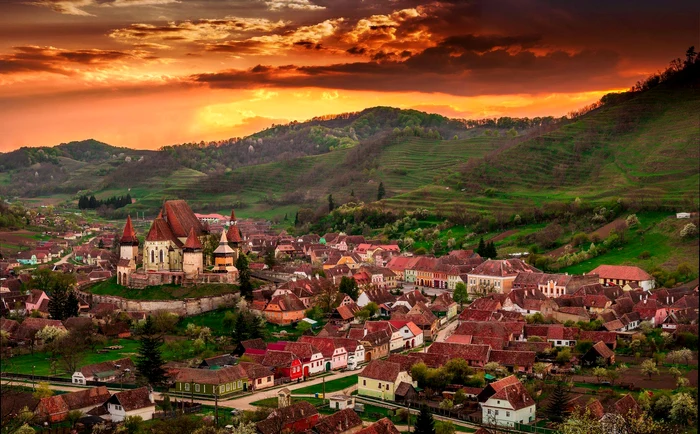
top-left (261, 350), bottom-right (303, 381)
top-left (256, 401), bottom-right (319, 434)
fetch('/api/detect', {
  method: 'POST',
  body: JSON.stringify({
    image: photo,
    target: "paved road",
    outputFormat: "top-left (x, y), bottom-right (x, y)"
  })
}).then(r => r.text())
top-left (434, 317), bottom-right (459, 343)
top-left (7, 368), bottom-right (361, 411)
top-left (400, 284), bottom-right (449, 297)
top-left (53, 236), bottom-right (95, 267)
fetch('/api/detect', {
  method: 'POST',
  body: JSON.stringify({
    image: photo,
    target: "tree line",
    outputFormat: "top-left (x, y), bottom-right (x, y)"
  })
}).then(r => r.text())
top-left (78, 194), bottom-right (132, 210)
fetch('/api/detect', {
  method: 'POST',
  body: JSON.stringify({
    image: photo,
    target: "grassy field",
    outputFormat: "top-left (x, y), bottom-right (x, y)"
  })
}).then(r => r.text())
top-left (88, 277), bottom-right (240, 300)
top-left (562, 212), bottom-right (699, 275)
top-left (176, 309), bottom-right (235, 336)
top-left (1, 338), bottom-right (141, 377)
top-left (291, 375), bottom-right (358, 395)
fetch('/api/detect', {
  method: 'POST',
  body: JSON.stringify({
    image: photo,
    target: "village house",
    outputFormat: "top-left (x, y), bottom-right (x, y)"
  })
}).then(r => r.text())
top-left (427, 342), bottom-right (491, 367)
top-left (104, 387), bottom-right (156, 422)
top-left (358, 359), bottom-right (416, 401)
top-left (357, 287), bottom-right (396, 308)
top-left (479, 376), bottom-right (536, 427)
top-left (263, 293), bottom-right (306, 325)
top-left (388, 320), bottom-right (424, 349)
top-left (238, 362), bottom-right (275, 391)
top-left (299, 336), bottom-right (348, 370)
top-left (314, 408), bottom-right (363, 434)
top-left (581, 341), bottom-right (616, 366)
top-left (36, 387), bottom-right (111, 423)
top-left (283, 342), bottom-right (326, 378)
top-left (513, 272), bottom-right (599, 298)
top-left (467, 259), bottom-right (540, 294)
top-left (72, 358), bottom-right (135, 384)
top-left (589, 265), bottom-right (655, 291)
top-left (261, 350), bottom-right (303, 382)
top-left (256, 401), bottom-right (320, 434)
top-left (172, 365), bottom-right (249, 397)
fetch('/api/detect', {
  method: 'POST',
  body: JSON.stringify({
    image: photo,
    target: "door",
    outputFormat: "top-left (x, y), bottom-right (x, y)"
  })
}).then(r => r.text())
top-left (304, 366), bottom-right (310, 377)
top-left (326, 362), bottom-right (331, 371)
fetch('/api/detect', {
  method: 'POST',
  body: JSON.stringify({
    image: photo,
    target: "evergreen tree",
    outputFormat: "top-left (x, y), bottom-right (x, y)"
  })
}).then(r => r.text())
top-left (377, 182), bottom-right (385, 201)
top-left (283, 213), bottom-right (288, 221)
top-left (414, 406), bottom-right (436, 434)
top-left (236, 253), bottom-right (252, 299)
top-left (264, 249), bottom-right (276, 269)
top-left (48, 286), bottom-right (68, 321)
top-left (453, 282), bottom-right (468, 308)
top-left (545, 381), bottom-right (571, 423)
top-left (88, 195), bottom-right (97, 208)
top-left (328, 194), bottom-right (335, 212)
top-left (98, 239), bottom-right (104, 249)
top-left (486, 242), bottom-right (497, 259)
top-left (294, 211), bottom-right (299, 227)
top-left (350, 189), bottom-right (355, 197)
top-left (476, 237), bottom-right (486, 257)
top-left (338, 276), bottom-right (359, 300)
top-left (136, 316), bottom-right (167, 386)
top-left (65, 291), bottom-right (80, 319)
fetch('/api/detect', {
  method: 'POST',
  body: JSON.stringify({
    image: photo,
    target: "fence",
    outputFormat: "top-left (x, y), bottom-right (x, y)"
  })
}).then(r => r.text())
top-left (1, 372), bottom-right (139, 390)
top-left (153, 404), bottom-right (202, 420)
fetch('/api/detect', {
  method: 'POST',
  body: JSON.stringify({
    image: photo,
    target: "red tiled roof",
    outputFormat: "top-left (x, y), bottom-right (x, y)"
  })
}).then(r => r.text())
top-left (356, 418), bottom-right (401, 434)
top-left (427, 342), bottom-right (490, 363)
top-left (162, 200), bottom-right (205, 238)
top-left (614, 394), bottom-right (641, 417)
top-left (120, 215), bottom-right (138, 244)
top-left (261, 350), bottom-right (298, 368)
top-left (590, 265), bottom-right (652, 282)
top-left (38, 395), bottom-right (69, 416)
top-left (314, 408), bottom-right (363, 434)
top-left (110, 387), bottom-right (153, 412)
top-left (470, 259), bottom-right (540, 277)
top-left (488, 379), bottom-right (534, 410)
top-left (183, 227), bottom-right (203, 250)
top-left (588, 341), bottom-right (614, 360)
top-left (488, 350), bottom-right (536, 367)
top-left (256, 401), bottom-right (319, 434)
top-left (360, 359), bottom-right (402, 382)
top-left (62, 387), bottom-right (111, 410)
top-left (145, 214), bottom-right (182, 246)
top-left (174, 365), bottom-right (247, 384)
top-left (266, 293), bottom-right (306, 312)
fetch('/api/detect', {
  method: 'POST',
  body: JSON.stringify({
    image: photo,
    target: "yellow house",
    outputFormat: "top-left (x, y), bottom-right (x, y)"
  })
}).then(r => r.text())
top-left (358, 359), bottom-right (415, 401)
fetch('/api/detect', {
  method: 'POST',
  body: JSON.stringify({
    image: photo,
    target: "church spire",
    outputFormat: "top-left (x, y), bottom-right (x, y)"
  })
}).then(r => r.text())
top-left (120, 215), bottom-right (138, 245)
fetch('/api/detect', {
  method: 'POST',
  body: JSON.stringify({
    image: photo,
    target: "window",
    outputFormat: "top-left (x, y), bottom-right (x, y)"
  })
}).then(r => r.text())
top-left (495, 410), bottom-right (499, 416)
top-left (506, 411), bottom-right (510, 417)
top-left (185, 383), bottom-right (190, 391)
top-left (150, 250), bottom-right (154, 263)
top-left (363, 380), bottom-right (366, 386)
top-left (195, 384), bottom-right (200, 392)
top-left (238, 381), bottom-right (242, 388)
top-left (220, 386), bottom-right (225, 394)
top-left (226, 383), bottom-right (231, 391)
top-left (487, 409), bottom-right (492, 415)
top-left (257, 379), bottom-right (261, 384)
top-left (378, 383), bottom-right (382, 389)
top-left (386, 384), bottom-right (390, 390)
top-left (267, 376), bottom-right (272, 381)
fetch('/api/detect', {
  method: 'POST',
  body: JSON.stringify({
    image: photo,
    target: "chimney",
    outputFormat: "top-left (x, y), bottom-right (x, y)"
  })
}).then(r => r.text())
top-left (671, 296), bottom-right (674, 303)
top-left (666, 296), bottom-right (669, 304)
top-left (643, 299), bottom-right (647, 305)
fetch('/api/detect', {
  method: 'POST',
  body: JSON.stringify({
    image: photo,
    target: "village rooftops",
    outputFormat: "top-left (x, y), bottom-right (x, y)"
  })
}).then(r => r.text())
top-left (589, 265), bottom-right (652, 282)
top-left (161, 200), bottom-right (206, 238)
top-left (360, 359), bottom-right (403, 382)
top-left (174, 365), bottom-right (247, 384)
top-left (470, 259), bottom-right (540, 277)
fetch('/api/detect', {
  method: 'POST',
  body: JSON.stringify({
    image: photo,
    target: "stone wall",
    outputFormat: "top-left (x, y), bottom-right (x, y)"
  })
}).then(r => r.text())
top-left (76, 289), bottom-right (237, 317)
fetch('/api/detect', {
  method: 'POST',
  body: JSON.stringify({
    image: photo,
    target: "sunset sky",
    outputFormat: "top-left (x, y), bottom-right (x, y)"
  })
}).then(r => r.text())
top-left (0, 0), bottom-right (697, 150)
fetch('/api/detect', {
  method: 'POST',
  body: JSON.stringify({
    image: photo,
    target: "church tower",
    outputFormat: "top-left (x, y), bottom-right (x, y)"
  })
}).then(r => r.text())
top-left (182, 228), bottom-right (203, 278)
top-left (119, 215), bottom-right (139, 260)
top-left (117, 215), bottom-right (138, 286)
top-left (213, 230), bottom-right (236, 273)
top-left (226, 209), bottom-right (242, 260)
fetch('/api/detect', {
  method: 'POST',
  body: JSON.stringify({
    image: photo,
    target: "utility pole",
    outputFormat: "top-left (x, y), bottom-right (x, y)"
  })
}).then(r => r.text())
top-left (214, 385), bottom-right (219, 427)
top-left (32, 366), bottom-right (35, 391)
top-left (191, 381), bottom-right (194, 404)
top-left (322, 376), bottom-right (326, 404)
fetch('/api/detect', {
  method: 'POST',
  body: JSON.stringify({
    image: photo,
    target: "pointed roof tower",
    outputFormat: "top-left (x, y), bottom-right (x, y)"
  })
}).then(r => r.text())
top-left (146, 213), bottom-right (182, 247)
top-left (214, 230), bottom-right (234, 255)
top-left (120, 215), bottom-right (139, 245)
top-left (183, 227), bottom-right (203, 251)
top-left (226, 209), bottom-right (242, 244)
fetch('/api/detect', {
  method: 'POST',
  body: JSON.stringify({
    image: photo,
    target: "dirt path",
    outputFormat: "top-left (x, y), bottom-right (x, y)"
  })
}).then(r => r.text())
top-left (488, 229), bottom-right (518, 243)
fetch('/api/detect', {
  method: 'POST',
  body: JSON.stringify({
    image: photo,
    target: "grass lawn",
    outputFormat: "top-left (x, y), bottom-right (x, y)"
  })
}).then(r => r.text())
top-left (176, 309), bottom-right (235, 336)
top-left (2, 338), bottom-right (141, 377)
top-left (88, 277), bottom-right (240, 300)
top-left (562, 211), bottom-right (698, 276)
top-left (2, 337), bottom-right (207, 377)
top-left (292, 375), bottom-right (358, 395)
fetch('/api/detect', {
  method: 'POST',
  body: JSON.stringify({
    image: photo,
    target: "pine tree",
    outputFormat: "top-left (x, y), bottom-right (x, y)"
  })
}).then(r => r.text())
top-left (236, 253), bottom-right (252, 299)
top-left (328, 194), bottom-right (335, 212)
top-left (294, 212), bottom-right (299, 227)
top-left (65, 291), bottom-right (79, 319)
top-left (350, 189), bottom-right (355, 197)
top-left (476, 237), bottom-right (486, 257)
top-left (283, 213), bottom-right (288, 221)
top-left (414, 406), bottom-right (436, 434)
top-left (377, 182), bottom-right (385, 201)
top-left (545, 381), bottom-right (571, 423)
top-left (136, 316), bottom-right (167, 386)
top-left (48, 287), bottom-right (67, 321)
top-left (487, 241), bottom-right (497, 259)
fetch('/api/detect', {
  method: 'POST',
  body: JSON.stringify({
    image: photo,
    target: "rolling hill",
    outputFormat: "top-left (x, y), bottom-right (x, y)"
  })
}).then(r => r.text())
top-left (1, 65), bottom-right (698, 221)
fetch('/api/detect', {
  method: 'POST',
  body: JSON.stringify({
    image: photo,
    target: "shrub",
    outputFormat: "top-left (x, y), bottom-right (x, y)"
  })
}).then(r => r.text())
top-left (638, 250), bottom-right (651, 260)
top-left (680, 223), bottom-right (698, 239)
